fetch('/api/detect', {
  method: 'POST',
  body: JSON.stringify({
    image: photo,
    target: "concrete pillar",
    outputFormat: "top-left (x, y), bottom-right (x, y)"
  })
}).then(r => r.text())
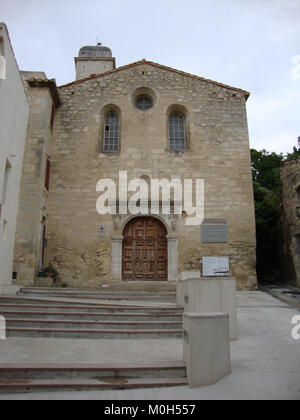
top-left (111, 235), bottom-right (123, 281)
top-left (183, 277), bottom-right (238, 340)
top-left (183, 312), bottom-right (231, 387)
top-left (177, 271), bottom-right (200, 305)
top-left (167, 236), bottom-right (178, 281)
top-left (0, 315), bottom-right (6, 340)
top-left (1, 285), bottom-right (20, 295)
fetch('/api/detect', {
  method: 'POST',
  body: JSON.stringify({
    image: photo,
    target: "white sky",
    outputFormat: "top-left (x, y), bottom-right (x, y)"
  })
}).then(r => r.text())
top-left (2, 0), bottom-right (299, 154)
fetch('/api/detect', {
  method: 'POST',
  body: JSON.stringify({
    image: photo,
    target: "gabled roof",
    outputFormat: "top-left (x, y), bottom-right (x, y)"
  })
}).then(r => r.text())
top-left (59, 59), bottom-right (250, 99)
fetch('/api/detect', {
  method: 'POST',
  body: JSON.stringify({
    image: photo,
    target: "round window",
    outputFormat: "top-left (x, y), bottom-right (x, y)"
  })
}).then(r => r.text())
top-left (135, 95), bottom-right (153, 111)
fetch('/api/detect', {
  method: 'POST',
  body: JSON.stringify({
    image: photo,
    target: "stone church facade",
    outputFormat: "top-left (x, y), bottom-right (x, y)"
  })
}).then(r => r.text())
top-left (13, 45), bottom-right (257, 290)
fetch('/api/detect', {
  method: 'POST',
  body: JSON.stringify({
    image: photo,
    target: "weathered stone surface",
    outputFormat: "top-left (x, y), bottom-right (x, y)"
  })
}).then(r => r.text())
top-left (281, 158), bottom-right (300, 286)
top-left (13, 74), bottom-right (57, 286)
top-left (39, 61), bottom-right (257, 289)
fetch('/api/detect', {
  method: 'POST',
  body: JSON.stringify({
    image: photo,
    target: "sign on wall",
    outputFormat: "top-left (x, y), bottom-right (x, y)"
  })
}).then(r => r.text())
top-left (97, 225), bottom-right (106, 238)
top-left (201, 219), bottom-right (228, 243)
top-left (202, 257), bottom-right (229, 276)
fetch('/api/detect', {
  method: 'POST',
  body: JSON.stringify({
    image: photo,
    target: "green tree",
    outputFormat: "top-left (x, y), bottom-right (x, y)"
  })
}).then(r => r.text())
top-left (286, 146), bottom-right (300, 161)
top-left (250, 149), bottom-right (283, 282)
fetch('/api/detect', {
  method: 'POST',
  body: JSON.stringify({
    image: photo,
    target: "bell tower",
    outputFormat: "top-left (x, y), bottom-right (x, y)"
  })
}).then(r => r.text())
top-left (75, 44), bottom-right (116, 80)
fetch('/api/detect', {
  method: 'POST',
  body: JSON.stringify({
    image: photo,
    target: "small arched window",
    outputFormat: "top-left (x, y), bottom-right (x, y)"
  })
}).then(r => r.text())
top-left (169, 112), bottom-right (185, 151)
top-left (104, 111), bottom-right (119, 152)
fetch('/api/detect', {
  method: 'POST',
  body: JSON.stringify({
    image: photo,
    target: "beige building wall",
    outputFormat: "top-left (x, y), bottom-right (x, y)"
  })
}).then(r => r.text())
top-left (75, 58), bottom-right (115, 80)
top-left (0, 23), bottom-right (29, 295)
top-left (13, 73), bottom-right (60, 286)
top-left (75, 45), bottom-right (116, 80)
top-left (43, 61), bottom-right (257, 290)
top-left (281, 158), bottom-right (300, 287)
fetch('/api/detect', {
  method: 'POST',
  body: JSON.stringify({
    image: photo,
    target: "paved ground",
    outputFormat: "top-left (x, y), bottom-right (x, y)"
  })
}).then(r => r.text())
top-left (0, 291), bottom-right (299, 400)
top-left (260, 284), bottom-right (300, 310)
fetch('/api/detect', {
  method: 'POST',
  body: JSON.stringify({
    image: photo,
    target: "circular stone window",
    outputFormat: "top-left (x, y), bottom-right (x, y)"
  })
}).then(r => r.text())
top-left (135, 95), bottom-right (153, 111)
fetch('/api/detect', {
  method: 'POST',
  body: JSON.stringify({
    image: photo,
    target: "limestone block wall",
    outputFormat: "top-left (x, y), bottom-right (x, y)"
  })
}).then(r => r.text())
top-left (13, 77), bottom-right (56, 286)
top-left (44, 62), bottom-right (257, 290)
top-left (75, 58), bottom-right (115, 81)
top-left (281, 158), bottom-right (300, 286)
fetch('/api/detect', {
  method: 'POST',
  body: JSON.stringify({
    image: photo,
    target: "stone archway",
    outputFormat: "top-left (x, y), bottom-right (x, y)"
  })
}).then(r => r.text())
top-left (122, 216), bottom-right (168, 281)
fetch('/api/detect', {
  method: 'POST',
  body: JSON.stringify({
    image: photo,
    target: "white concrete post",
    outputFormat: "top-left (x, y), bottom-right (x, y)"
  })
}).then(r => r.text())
top-left (184, 277), bottom-right (238, 340)
top-left (0, 315), bottom-right (6, 340)
top-left (177, 271), bottom-right (200, 305)
top-left (183, 312), bottom-right (231, 387)
top-left (111, 235), bottom-right (123, 281)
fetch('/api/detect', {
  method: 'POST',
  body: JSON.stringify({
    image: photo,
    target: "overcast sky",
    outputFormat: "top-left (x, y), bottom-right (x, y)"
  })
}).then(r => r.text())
top-left (2, 0), bottom-right (299, 154)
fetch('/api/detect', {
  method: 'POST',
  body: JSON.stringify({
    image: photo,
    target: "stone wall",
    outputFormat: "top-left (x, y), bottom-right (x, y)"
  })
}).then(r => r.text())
top-left (75, 58), bottom-right (115, 81)
top-left (281, 158), bottom-right (300, 287)
top-left (44, 61), bottom-right (257, 289)
top-left (13, 74), bottom-right (58, 285)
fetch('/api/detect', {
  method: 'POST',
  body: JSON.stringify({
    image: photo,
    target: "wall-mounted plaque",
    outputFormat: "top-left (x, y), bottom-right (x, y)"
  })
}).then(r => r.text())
top-left (202, 257), bottom-right (229, 276)
top-left (201, 219), bottom-right (228, 243)
top-left (97, 225), bottom-right (106, 238)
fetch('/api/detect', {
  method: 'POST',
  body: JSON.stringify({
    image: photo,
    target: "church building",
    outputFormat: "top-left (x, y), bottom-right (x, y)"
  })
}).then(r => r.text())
top-left (13, 43), bottom-right (257, 290)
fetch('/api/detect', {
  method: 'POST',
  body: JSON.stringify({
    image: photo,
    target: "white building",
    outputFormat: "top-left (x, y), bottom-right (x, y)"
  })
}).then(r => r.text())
top-left (0, 23), bottom-right (29, 294)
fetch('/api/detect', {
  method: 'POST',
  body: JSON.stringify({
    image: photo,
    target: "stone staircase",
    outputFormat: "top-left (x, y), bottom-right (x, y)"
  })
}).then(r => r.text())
top-left (0, 284), bottom-right (186, 392)
top-left (0, 363), bottom-right (187, 393)
top-left (17, 286), bottom-right (177, 303)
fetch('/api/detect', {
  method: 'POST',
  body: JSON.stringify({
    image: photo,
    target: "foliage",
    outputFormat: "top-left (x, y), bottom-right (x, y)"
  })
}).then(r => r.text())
top-left (251, 146), bottom-right (300, 282)
top-left (250, 149), bottom-right (283, 282)
top-left (286, 146), bottom-right (300, 161)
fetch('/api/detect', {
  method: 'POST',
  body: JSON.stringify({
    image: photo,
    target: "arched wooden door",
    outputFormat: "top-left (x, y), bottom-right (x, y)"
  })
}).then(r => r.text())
top-left (122, 217), bottom-right (168, 281)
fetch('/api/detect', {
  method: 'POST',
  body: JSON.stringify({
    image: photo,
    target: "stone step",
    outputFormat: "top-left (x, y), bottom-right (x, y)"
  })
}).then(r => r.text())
top-left (0, 304), bottom-right (183, 316)
top-left (30, 282), bottom-right (176, 292)
top-left (6, 318), bottom-right (183, 330)
top-left (18, 291), bottom-right (176, 302)
top-left (0, 310), bottom-right (183, 322)
top-left (21, 287), bottom-right (176, 295)
top-left (101, 282), bottom-right (176, 291)
top-left (0, 363), bottom-right (186, 380)
top-left (6, 327), bottom-right (183, 339)
top-left (0, 377), bottom-right (187, 393)
top-left (0, 297), bottom-right (183, 313)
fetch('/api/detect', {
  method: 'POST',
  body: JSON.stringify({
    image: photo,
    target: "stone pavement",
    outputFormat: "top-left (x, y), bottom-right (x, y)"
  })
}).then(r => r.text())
top-left (260, 284), bottom-right (300, 311)
top-left (0, 291), bottom-right (299, 400)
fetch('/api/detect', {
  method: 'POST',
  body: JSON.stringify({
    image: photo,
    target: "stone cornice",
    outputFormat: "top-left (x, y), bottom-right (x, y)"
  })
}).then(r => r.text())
top-left (27, 78), bottom-right (61, 108)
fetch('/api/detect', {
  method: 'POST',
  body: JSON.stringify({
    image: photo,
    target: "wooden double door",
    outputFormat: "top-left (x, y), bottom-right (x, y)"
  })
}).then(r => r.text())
top-left (122, 217), bottom-right (168, 281)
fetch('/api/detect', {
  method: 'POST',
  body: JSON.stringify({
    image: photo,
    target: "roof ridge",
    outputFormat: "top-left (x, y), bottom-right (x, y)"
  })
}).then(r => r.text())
top-left (59, 59), bottom-right (250, 98)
